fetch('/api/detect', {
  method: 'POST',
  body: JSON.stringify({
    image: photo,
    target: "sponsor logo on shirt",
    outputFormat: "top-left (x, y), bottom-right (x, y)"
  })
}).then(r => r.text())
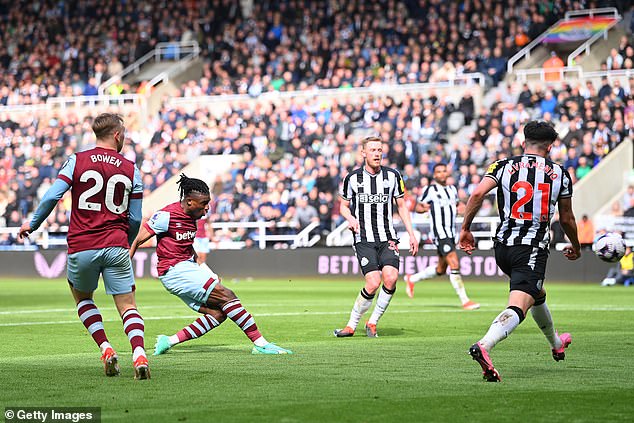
top-left (358, 193), bottom-right (389, 204)
top-left (176, 231), bottom-right (197, 241)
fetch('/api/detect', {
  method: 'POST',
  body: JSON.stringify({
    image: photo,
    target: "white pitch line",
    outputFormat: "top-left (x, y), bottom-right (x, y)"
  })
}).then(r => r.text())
top-left (0, 302), bottom-right (485, 316)
top-left (1, 306), bottom-right (633, 327)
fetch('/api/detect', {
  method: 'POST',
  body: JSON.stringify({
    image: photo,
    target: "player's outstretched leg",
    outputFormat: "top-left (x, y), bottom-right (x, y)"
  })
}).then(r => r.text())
top-left (530, 296), bottom-right (571, 361)
top-left (334, 288), bottom-right (374, 337)
top-left (220, 299), bottom-right (292, 354)
top-left (154, 313), bottom-right (224, 355)
top-left (76, 298), bottom-right (119, 376)
top-left (405, 267), bottom-right (438, 298)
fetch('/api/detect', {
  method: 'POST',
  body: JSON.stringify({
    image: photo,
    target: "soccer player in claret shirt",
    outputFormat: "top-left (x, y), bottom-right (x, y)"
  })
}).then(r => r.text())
top-left (19, 113), bottom-right (150, 379)
top-left (459, 121), bottom-right (581, 382)
top-left (130, 174), bottom-right (292, 355)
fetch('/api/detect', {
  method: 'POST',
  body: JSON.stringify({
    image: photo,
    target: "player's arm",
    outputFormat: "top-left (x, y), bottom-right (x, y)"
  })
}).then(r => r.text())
top-left (129, 222), bottom-right (155, 258)
top-left (339, 173), bottom-right (359, 233)
top-left (130, 210), bottom-right (169, 258)
top-left (414, 186), bottom-right (431, 213)
top-left (396, 196), bottom-right (418, 256)
top-left (557, 197), bottom-right (581, 260)
top-left (339, 198), bottom-right (359, 233)
top-left (127, 166), bottom-right (144, 246)
top-left (414, 202), bottom-right (430, 213)
top-left (459, 176), bottom-right (497, 255)
top-left (128, 198), bottom-right (142, 247)
top-left (19, 155), bottom-right (76, 239)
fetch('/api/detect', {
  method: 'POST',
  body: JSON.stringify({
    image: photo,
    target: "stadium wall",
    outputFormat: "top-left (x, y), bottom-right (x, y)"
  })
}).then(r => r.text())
top-left (3, 248), bottom-right (611, 283)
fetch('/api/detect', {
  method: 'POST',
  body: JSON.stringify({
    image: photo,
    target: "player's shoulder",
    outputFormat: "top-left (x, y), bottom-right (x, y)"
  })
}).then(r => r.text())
top-left (162, 202), bottom-right (183, 213)
top-left (486, 157), bottom-right (511, 173)
top-left (382, 165), bottom-right (400, 174)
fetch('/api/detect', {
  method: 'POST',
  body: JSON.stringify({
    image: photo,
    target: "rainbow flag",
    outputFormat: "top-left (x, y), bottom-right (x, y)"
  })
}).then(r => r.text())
top-left (543, 17), bottom-right (617, 43)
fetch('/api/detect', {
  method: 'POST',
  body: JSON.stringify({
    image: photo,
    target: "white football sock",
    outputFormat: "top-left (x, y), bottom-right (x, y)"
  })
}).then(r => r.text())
top-left (479, 307), bottom-right (523, 352)
top-left (368, 286), bottom-right (396, 325)
top-left (409, 266), bottom-right (438, 283)
top-left (345, 289), bottom-right (374, 330)
top-left (99, 341), bottom-right (112, 353)
top-left (449, 271), bottom-right (470, 304)
top-left (168, 334), bottom-right (179, 346)
top-left (253, 336), bottom-right (269, 347)
top-left (133, 346), bottom-right (146, 361)
top-left (531, 302), bottom-right (562, 350)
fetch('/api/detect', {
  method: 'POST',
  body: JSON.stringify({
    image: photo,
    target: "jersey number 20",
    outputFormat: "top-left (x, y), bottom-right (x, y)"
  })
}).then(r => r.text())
top-left (78, 170), bottom-right (132, 214)
top-left (510, 181), bottom-right (550, 222)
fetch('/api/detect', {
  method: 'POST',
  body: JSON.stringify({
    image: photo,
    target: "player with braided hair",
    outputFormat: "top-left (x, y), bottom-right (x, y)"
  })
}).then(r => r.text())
top-left (130, 174), bottom-right (292, 355)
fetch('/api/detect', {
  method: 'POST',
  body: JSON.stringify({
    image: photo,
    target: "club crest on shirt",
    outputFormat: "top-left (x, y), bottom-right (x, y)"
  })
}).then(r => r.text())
top-left (486, 161), bottom-right (499, 174)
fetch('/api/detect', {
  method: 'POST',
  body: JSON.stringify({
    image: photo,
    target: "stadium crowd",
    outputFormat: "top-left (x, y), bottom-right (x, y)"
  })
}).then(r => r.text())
top-left (1, 0), bottom-right (633, 248)
top-left (1, 0), bottom-right (586, 105)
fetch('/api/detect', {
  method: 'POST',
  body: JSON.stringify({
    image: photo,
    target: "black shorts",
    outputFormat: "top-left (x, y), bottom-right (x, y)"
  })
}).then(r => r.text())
top-left (353, 240), bottom-right (400, 275)
top-left (494, 243), bottom-right (549, 299)
top-left (435, 238), bottom-right (456, 257)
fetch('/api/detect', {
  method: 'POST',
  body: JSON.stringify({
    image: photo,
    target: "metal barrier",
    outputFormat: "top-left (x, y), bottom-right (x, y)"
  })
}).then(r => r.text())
top-left (326, 216), bottom-right (500, 247)
top-left (512, 67), bottom-right (634, 84)
top-left (167, 73), bottom-right (486, 112)
top-left (0, 220), bottom-right (321, 251)
top-left (99, 40), bottom-right (200, 95)
top-left (0, 94), bottom-right (144, 114)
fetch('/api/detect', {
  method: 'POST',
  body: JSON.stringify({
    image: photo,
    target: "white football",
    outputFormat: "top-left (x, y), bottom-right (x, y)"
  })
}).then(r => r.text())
top-left (593, 232), bottom-right (626, 263)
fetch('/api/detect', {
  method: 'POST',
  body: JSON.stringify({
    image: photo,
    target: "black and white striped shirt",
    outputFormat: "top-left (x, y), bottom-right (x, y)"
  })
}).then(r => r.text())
top-left (340, 166), bottom-right (405, 243)
top-left (485, 154), bottom-right (573, 249)
top-left (419, 184), bottom-right (458, 241)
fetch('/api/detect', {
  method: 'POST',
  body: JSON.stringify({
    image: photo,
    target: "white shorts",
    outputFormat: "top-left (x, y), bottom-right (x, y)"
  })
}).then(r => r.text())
top-left (159, 260), bottom-right (219, 311)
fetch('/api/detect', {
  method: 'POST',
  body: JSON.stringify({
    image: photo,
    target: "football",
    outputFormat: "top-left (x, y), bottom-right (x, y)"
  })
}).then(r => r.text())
top-left (593, 232), bottom-right (626, 263)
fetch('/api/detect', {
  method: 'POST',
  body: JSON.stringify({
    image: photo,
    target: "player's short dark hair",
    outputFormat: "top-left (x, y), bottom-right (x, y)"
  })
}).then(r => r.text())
top-left (92, 113), bottom-right (124, 140)
top-left (523, 120), bottom-right (558, 147)
top-left (177, 174), bottom-right (210, 200)
top-left (433, 163), bottom-right (447, 172)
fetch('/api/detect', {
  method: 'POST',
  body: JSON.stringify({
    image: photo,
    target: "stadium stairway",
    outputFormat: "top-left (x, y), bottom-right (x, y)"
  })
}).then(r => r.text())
top-left (572, 138), bottom-right (633, 220)
top-left (141, 154), bottom-right (241, 217)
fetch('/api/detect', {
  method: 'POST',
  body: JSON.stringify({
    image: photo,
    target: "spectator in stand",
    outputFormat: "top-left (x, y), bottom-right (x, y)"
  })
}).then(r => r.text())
top-left (576, 214), bottom-right (595, 249)
top-left (543, 51), bottom-right (565, 82)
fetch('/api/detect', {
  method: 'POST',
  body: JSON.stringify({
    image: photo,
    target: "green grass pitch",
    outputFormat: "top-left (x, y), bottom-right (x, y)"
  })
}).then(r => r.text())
top-left (1, 277), bottom-right (633, 422)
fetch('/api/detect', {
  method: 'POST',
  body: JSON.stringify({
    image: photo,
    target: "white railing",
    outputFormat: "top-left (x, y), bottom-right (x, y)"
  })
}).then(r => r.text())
top-left (0, 94), bottom-right (144, 114)
top-left (99, 40), bottom-right (200, 95)
top-left (513, 67), bottom-right (634, 83)
top-left (0, 220), bottom-right (321, 251)
top-left (326, 216), bottom-right (500, 248)
top-left (507, 8), bottom-right (620, 74)
top-left (564, 7), bottom-right (620, 20)
top-left (0, 227), bottom-right (68, 250)
top-left (210, 221), bottom-right (321, 249)
top-left (167, 73), bottom-right (486, 110)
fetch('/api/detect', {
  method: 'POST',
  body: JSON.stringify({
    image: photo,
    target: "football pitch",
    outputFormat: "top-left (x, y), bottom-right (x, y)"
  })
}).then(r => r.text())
top-left (1, 277), bottom-right (633, 422)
